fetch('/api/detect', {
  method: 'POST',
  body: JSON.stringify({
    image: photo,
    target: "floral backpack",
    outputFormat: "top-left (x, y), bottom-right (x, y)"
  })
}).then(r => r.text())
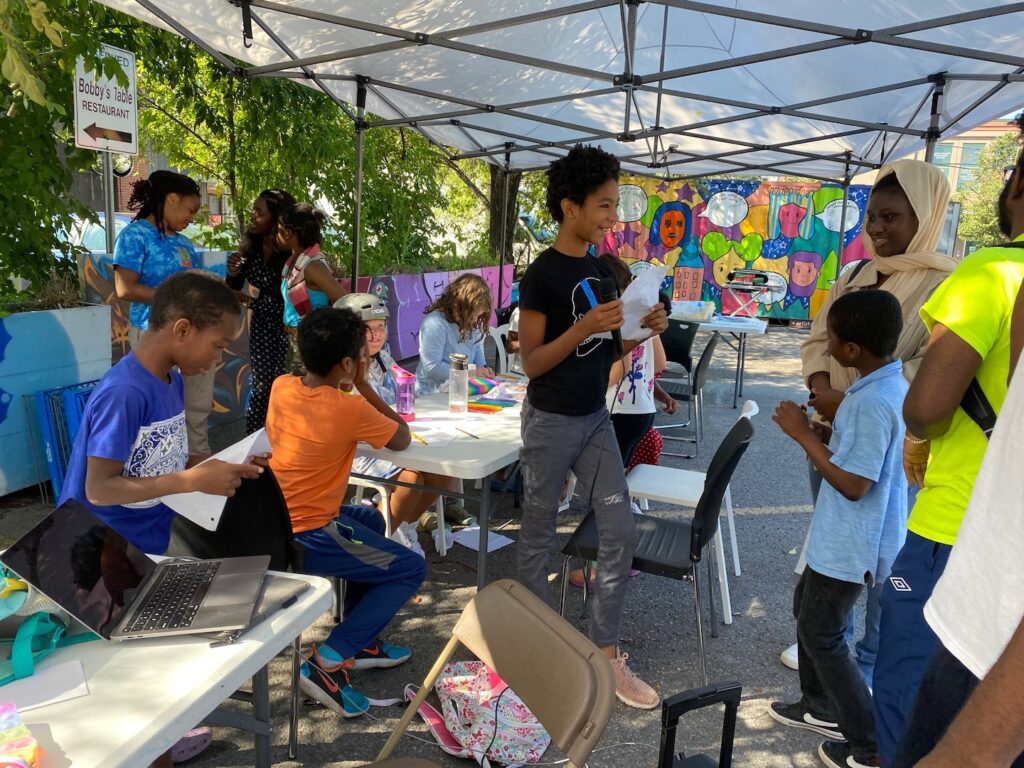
top-left (410, 660), bottom-right (551, 767)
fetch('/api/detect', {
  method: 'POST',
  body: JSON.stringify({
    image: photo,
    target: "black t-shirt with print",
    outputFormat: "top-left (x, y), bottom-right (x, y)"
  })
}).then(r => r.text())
top-left (519, 247), bottom-right (615, 415)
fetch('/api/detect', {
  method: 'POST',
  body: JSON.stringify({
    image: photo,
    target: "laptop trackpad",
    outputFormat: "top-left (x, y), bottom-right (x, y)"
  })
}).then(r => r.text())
top-left (204, 575), bottom-right (260, 607)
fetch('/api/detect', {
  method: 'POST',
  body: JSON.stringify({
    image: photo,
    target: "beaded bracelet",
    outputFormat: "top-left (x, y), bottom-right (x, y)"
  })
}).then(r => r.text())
top-left (904, 435), bottom-right (928, 445)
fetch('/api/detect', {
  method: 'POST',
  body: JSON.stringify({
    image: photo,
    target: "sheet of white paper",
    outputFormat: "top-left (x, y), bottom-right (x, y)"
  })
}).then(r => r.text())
top-left (406, 422), bottom-right (458, 448)
top-left (449, 526), bottom-right (514, 553)
top-left (620, 266), bottom-right (668, 341)
top-left (161, 429), bottom-right (271, 531)
top-left (5, 659), bottom-right (89, 712)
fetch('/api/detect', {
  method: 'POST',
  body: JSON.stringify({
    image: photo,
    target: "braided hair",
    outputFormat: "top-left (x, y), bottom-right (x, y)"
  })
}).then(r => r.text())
top-left (127, 170), bottom-right (201, 235)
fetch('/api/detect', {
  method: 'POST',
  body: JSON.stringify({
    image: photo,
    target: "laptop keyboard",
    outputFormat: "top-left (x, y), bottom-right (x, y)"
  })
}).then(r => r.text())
top-left (122, 561), bottom-right (221, 633)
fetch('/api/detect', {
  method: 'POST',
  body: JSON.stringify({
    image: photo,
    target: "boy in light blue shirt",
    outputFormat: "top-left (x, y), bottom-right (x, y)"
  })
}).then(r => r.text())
top-left (769, 290), bottom-right (908, 768)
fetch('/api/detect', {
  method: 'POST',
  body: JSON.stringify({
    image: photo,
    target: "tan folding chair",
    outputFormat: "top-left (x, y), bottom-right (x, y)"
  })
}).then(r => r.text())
top-left (369, 579), bottom-right (615, 768)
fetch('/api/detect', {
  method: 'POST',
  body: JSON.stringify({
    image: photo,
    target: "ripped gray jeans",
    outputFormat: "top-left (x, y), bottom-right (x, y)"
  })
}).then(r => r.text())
top-left (517, 400), bottom-right (636, 647)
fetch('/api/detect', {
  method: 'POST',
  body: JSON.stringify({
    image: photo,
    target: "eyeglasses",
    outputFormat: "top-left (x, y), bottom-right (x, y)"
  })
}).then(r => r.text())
top-left (1004, 165), bottom-right (1018, 185)
top-left (365, 326), bottom-right (387, 339)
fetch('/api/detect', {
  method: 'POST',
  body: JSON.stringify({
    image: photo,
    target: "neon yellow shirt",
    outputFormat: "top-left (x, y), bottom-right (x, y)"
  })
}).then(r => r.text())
top-left (909, 236), bottom-right (1024, 545)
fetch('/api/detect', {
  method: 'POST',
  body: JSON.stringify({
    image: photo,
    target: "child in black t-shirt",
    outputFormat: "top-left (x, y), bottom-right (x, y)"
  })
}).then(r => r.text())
top-left (516, 145), bottom-right (668, 710)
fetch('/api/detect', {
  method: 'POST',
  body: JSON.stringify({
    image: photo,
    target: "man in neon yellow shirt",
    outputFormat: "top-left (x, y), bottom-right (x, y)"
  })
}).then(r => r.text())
top-left (873, 114), bottom-right (1024, 767)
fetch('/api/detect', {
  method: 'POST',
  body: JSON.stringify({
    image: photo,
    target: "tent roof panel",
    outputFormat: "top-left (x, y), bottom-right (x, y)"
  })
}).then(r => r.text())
top-left (96, 0), bottom-right (1024, 178)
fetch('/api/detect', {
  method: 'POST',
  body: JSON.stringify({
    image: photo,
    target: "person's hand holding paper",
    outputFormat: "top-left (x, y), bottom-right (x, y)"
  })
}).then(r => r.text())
top-left (620, 265), bottom-right (669, 341)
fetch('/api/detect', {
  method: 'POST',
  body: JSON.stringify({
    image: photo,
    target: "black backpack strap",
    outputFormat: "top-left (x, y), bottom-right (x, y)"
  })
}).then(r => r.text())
top-left (1001, 241), bottom-right (1024, 249)
top-left (847, 259), bottom-right (871, 283)
top-left (961, 377), bottom-right (997, 439)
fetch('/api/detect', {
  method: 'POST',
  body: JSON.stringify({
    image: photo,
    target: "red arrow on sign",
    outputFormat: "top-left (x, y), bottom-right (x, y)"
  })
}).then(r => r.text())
top-left (83, 124), bottom-right (133, 143)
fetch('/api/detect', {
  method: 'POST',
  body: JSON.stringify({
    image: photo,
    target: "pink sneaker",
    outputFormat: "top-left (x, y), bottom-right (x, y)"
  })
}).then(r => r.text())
top-left (612, 652), bottom-right (659, 709)
top-left (171, 727), bottom-right (212, 764)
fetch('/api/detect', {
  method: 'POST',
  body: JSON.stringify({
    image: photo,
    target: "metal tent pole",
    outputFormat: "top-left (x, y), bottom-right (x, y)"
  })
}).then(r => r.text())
top-left (498, 144), bottom-right (513, 310)
top-left (836, 153), bottom-right (852, 265)
top-left (923, 75), bottom-right (946, 163)
top-left (352, 77), bottom-right (367, 286)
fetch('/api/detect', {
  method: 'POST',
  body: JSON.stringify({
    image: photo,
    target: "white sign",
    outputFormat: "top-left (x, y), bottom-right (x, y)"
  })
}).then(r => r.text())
top-left (74, 44), bottom-right (137, 155)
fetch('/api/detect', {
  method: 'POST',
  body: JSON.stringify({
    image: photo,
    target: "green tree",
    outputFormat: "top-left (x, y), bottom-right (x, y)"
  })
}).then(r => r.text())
top-left (0, 0), bottom-right (120, 290)
top-left (955, 128), bottom-right (1022, 247)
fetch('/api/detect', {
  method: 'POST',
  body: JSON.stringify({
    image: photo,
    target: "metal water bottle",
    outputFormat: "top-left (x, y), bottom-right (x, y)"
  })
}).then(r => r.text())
top-left (448, 352), bottom-right (469, 414)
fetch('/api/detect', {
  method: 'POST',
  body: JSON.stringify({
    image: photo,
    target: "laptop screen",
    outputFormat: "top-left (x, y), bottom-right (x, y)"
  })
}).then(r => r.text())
top-left (0, 501), bottom-right (157, 639)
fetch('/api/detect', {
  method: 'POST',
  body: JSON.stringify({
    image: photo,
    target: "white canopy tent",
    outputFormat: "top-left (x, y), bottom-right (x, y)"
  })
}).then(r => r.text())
top-left (94, 0), bottom-right (1024, 281)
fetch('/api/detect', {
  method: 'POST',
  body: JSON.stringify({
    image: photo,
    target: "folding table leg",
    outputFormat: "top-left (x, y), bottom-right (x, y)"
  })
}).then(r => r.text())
top-left (477, 478), bottom-right (492, 589)
top-left (289, 634), bottom-right (301, 759)
top-left (725, 486), bottom-right (741, 576)
top-left (713, 528), bottom-right (733, 626)
top-left (252, 666), bottom-right (271, 768)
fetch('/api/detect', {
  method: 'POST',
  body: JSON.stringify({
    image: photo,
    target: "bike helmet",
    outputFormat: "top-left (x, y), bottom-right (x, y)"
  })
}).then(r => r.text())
top-left (333, 292), bottom-right (389, 321)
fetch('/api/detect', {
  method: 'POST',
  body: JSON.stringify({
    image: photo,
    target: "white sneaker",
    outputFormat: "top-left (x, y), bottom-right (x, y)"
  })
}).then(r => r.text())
top-left (630, 501), bottom-right (643, 515)
top-left (780, 642), bottom-right (799, 670)
top-left (391, 522), bottom-right (425, 559)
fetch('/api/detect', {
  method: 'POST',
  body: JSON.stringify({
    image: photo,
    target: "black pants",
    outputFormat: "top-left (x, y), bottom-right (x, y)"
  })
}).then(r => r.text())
top-left (611, 412), bottom-right (656, 468)
top-left (795, 568), bottom-right (877, 760)
top-left (892, 643), bottom-right (1024, 768)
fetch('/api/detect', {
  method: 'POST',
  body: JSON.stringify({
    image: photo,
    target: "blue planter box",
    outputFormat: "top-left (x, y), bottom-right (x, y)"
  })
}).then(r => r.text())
top-left (0, 305), bottom-right (112, 496)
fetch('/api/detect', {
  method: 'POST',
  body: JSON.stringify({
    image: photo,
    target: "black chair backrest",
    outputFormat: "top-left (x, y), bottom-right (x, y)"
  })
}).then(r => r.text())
top-left (690, 416), bottom-right (753, 559)
top-left (658, 681), bottom-right (742, 768)
top-left (661, 319), bottom-right (699, 371)
top-left (691, 332), bottom-right (720, 392)
top-left (167, 466), bottom-right (297, 571)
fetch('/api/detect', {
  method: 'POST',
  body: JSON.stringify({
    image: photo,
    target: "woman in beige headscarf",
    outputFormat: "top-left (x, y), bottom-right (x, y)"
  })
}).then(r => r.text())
top-left (778, 158), bottom-right (957, 675)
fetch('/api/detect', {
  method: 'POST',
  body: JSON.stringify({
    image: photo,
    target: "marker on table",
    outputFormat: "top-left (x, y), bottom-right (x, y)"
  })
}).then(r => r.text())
top-left (455, 427), bottom-right (480, 440)
top-left (411, 432), bottom-right (429, 446)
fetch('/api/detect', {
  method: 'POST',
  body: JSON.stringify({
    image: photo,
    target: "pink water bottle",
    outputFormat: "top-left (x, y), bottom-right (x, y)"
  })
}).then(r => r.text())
top-left (392, 366), bottom-right (416, 422)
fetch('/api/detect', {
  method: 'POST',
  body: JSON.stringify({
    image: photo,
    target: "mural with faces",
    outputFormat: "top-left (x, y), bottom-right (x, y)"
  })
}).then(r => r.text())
top-left (605, 177), bottom-right (873, 320)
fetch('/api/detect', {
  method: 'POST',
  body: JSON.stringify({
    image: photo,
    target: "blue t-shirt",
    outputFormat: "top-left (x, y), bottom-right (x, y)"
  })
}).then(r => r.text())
top-left (806, 360), bottom-right (909, 585)
top-left (58, 353), bottom-right (188, 554)
top-left (113, 219), bottom-right (200, 330)
top-left (415, 310), bottom-right (488, 395)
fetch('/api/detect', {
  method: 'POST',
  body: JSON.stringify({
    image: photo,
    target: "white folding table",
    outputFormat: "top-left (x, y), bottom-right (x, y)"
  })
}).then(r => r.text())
top-left (696, 315), bottom-right (768, 408)
top-left (354, 394), bottom-right (523, 588)
top-left (24, 572), bottom-right (332, 768)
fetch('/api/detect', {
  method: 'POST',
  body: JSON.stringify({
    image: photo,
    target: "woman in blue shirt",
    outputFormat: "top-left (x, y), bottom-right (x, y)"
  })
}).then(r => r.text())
top-left (415, 274), bottom-right (494, 394)
top-left (277, 204), bottom-right (344, 327)
top-left (112, 170), bottom-right (216, 457)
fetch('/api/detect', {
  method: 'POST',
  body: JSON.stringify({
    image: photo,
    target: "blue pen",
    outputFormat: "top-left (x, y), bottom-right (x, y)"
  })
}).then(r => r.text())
top-left (579, 278), bottom-right (599, 309)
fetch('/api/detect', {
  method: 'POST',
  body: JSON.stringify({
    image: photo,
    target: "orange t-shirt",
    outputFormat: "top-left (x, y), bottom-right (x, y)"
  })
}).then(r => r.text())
top-left (266, 375), bottom-right (398, 533)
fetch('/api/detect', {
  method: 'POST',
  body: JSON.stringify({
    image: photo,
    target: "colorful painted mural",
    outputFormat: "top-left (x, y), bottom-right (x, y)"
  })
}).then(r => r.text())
top-left (81, 252), bottom-right (514, 425)
top-left (603, 177), bottom-right (872, 320)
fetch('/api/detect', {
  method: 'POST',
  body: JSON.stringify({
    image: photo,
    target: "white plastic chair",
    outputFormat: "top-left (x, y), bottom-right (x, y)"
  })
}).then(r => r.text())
top-left (349, 476), bottom-right (449, 556)
top-left (626, 400), bottom-right (759, 624)
top-left (488, 324), bottom-right (510, 374)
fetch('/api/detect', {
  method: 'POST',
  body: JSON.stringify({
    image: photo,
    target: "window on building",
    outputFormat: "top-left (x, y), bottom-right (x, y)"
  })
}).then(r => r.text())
top-left (958, 142), bottom-right (985, 190)
top-left (932, 143), bottom-right (954, 180)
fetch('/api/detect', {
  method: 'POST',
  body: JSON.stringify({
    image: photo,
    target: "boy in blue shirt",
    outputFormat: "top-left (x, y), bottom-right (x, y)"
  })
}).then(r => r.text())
top-left (59, 271), bottom-right (262, 554)
top-left (770, 290), bottom-right (909, 768)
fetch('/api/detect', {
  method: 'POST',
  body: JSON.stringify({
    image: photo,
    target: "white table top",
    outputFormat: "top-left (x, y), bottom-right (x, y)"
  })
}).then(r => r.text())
top-left (698, 315), bottom-right (768, 334)
top-left (25, 573), bottom-right (332, 768)
top-left (357, 394), bottom-right (522, 480)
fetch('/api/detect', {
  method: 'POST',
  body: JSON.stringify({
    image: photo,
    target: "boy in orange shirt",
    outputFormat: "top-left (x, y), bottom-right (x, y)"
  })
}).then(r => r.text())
top-left (266, 307), bottom-right (424, 718)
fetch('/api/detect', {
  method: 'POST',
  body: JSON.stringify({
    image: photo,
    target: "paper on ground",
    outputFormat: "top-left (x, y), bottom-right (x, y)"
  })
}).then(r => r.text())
top-left (162, 429), bottom-right (271, 531)
top-left (4, 659), bottom-right (89, 712)
top-left (449, 526), bottom-right (514, 553)
top-left (621, 265), bottom-right (668, 341)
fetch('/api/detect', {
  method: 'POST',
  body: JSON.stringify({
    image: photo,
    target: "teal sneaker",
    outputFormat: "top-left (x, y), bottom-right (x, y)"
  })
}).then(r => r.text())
top-left (299, 658), bottom-right (369, 718)
top-left (351, 638), bottom-right (412, 670)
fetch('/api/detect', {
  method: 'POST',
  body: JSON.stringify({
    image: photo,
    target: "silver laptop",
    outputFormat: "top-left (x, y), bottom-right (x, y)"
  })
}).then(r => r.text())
top-left (0, 500), bottom-right (269, 640)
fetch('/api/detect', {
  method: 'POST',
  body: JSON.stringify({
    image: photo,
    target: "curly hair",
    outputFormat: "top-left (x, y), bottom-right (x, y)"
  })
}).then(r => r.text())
top-left (127, 170), bottom-right (201, 235)
top-left (425, 274), bottom-right (493, 341)
top-left (149, 271), bottom-right (241, 331)
top-left (239, 188), bottom-right (296, 266)
top-left (828, 289), bottom-right (902, 358)
top-left (279, 203), bottom-right (326, 250)
top-left (297, 307), bottom-right (365, 376)
top-left (545, 144), bottom-right (620, 223)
